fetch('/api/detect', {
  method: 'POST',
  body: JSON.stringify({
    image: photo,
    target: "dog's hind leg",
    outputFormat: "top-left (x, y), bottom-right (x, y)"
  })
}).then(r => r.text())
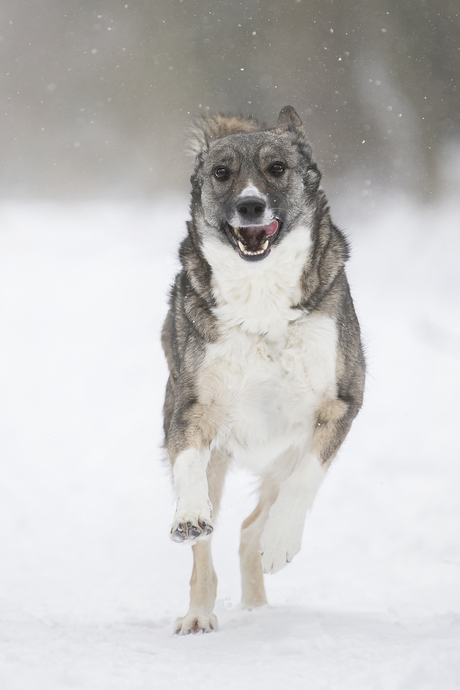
top-left (174, 539), bottom-right (218, 634)
top-left (239, 480), bottom-right (278, 609)
top-left (174, 451), bottom-right (230, 634)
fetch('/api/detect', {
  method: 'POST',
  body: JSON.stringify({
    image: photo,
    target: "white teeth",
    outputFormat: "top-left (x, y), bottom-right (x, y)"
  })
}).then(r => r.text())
top-left (237, 242), bottom-right (269, 256)
top-left (235, 232), bottom-right (269, 256)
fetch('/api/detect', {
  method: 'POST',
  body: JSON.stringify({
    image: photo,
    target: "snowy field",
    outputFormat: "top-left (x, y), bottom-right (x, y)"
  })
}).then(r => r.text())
top-left (0, 197), bottom-right (459, 689)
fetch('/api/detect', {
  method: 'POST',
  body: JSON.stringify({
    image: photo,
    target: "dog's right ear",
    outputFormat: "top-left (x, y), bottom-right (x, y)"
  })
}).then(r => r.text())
top-left (275, 106), bottom-right (304, 134)
top-left (188, 114), bottom-right (260, 156)
top-left (188, 119), bottom-right (210, 156)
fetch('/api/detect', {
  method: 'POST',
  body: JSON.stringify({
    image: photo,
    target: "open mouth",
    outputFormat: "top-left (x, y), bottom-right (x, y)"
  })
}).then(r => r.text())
top-left (226, 220), bottom-right (280, 261)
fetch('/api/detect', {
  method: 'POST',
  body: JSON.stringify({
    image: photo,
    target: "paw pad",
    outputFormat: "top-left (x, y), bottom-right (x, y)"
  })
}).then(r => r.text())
top-left (170, 518), bottom-right (213, 543)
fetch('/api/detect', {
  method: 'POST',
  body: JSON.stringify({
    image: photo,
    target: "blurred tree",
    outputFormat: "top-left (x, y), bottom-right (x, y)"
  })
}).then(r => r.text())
top-left (0, 0), bottom-right (458, 199)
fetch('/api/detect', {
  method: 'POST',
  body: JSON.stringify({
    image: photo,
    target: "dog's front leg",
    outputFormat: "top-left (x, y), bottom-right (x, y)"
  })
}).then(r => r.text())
top-left (170, 447), bottom-right (213, 542)
top-left (260, 398), bottom-right (358, 574)
top-left (173, 450), bottom-right (230, 634)
top-left (260, 451), bottom-right (326, 575)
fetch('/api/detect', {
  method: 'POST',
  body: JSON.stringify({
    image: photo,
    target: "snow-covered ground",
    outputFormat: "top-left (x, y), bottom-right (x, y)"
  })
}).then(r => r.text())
top-left (0, 198), bottom-right (459, 689)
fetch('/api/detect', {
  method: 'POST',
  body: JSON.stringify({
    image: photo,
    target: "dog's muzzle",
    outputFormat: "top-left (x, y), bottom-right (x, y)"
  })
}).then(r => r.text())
top-left (225, 220), bottom-right (280, 261)
top-left (224, 193), bottom-right (281, 261)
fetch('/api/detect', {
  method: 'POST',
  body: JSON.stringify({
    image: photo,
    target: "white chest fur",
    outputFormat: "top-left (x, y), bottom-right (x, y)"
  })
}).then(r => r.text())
top-left (199, 224), bottom-right (338, 474)
top-left (197, 315), bottom-right (338, 474)
top-left (202, 224), bottom-right (313, 339)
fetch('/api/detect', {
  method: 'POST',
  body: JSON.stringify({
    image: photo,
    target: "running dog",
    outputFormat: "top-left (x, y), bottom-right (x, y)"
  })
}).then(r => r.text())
top-left (161, 106), bottom-right (365, 634)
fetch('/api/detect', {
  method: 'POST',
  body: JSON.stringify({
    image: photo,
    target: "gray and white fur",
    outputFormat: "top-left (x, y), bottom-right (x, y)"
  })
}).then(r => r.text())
top-left (161, 106), bottom-right (365, 634)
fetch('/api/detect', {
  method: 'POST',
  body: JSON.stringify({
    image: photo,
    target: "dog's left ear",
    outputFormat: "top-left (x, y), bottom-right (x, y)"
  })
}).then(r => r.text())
top-left (275, 106), bottom-right (304, 134)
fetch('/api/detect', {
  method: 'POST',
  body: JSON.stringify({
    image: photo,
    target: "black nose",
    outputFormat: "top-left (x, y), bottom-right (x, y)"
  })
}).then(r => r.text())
top-left (236, 197), bottom-right (266, 222)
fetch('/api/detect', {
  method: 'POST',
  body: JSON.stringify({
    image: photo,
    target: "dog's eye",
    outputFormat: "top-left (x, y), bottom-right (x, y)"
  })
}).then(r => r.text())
top-left (214, 166), bottom-right (229, 180)
top-left (269, 162), bottom-right (285, 176)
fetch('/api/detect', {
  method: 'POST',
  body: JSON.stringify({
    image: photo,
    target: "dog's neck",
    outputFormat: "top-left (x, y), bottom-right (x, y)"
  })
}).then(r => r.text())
top-left (201, 224), bottom-right (312, 340)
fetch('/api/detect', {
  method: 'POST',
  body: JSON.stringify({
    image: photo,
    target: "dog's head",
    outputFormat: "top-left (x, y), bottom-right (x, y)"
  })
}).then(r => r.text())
top-left (189, 106), bottom-right (321, 262)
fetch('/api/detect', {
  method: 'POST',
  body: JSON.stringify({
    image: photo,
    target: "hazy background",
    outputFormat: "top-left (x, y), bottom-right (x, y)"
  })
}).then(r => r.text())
top-left (1, 2), bottom-right (460, 686)
top-left (1, 0), bottom-right (459, 201)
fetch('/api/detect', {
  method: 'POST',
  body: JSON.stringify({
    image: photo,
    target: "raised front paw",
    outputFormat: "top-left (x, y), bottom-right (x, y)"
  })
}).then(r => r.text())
top-left (170, 515), bottom-right (213, 543)
top-left (260, 513), bottom-right (304, 575)
top-left (174, 611), bottom-right (218, 635)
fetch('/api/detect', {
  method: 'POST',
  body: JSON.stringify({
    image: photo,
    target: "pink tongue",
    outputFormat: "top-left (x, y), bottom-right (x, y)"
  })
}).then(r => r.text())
top-left (264, 220), bottom-right (278, 237)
